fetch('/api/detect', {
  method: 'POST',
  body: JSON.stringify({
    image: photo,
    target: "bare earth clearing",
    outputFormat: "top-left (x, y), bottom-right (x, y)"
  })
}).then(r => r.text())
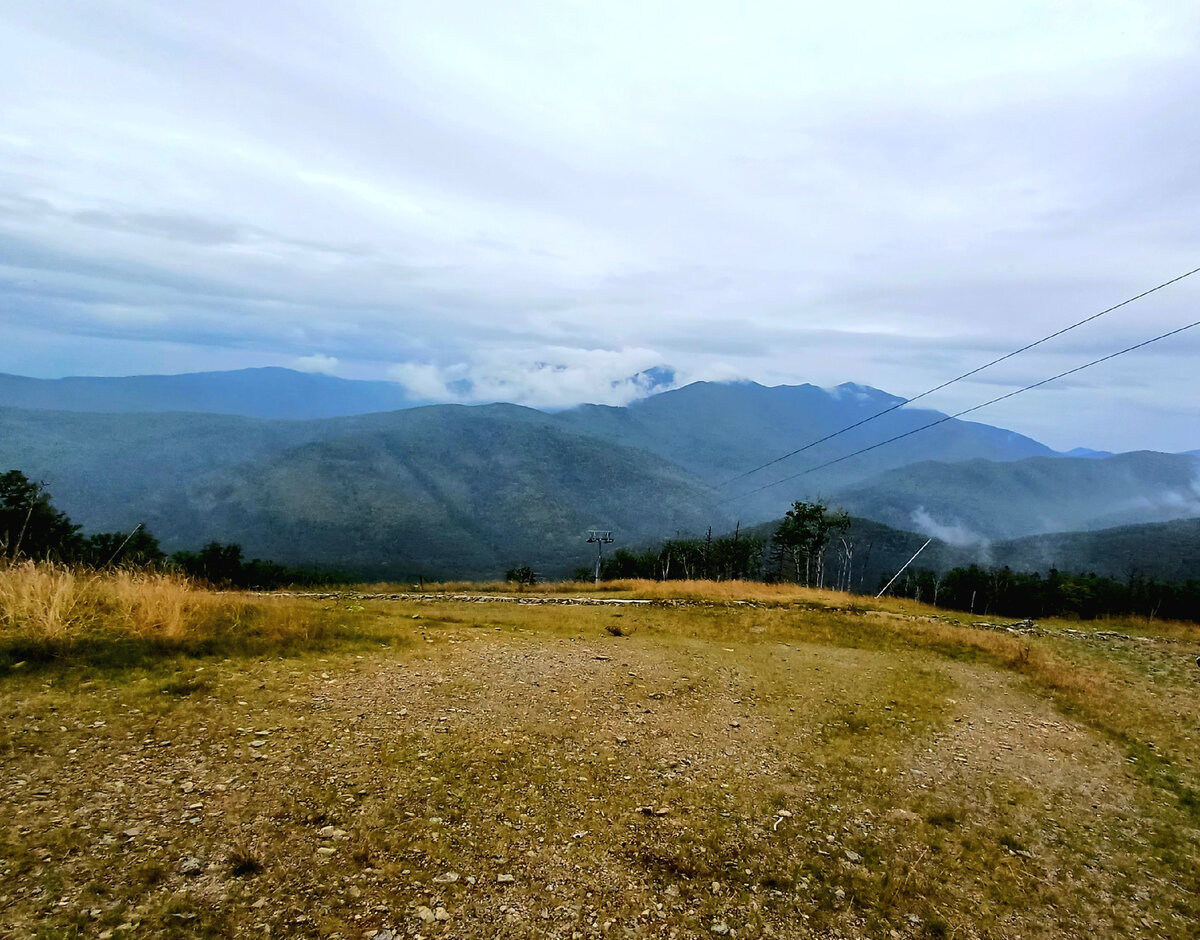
top-left (2, 586), bottom-right (1199, 938)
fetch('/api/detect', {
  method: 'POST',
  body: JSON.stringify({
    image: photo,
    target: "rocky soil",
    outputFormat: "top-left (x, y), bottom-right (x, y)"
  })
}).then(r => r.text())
top-left (2, 598), bottom-right (1198, 938)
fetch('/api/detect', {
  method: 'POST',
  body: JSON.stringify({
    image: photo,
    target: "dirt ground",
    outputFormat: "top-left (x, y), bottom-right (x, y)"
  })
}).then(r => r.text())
top-left (2, 596), bottom-right (1198, 938)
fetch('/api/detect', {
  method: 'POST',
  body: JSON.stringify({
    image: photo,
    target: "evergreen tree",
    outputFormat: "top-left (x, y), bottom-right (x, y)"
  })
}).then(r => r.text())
top-left (0, 470), bottom-right (81, 560)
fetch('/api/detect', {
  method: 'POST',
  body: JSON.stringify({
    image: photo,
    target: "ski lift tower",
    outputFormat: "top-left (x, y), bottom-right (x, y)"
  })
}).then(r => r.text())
top-left (586, 530), bottom-right (614, 585)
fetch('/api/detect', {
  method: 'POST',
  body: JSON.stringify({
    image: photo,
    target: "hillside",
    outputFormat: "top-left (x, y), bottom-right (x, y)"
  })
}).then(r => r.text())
top-left (0, 404), bottom-right (723, 578)
top-left (554, 381), bottom-right (1053, 521)
top-left (990, 517), bottom-right (1200, 581)
top-left (828, 451), bottom-right (1200, 541)
top-left (172, 408), bottom-right (727, 577)
top-left (740, 513), bottom-right (1200, 589)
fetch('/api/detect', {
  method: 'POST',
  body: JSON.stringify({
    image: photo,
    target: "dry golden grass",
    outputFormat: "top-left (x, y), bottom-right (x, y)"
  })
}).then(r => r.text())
top-left (0, 561), bottom-right (354, 667)
top-left (0, 560), bottom-right (215, 640)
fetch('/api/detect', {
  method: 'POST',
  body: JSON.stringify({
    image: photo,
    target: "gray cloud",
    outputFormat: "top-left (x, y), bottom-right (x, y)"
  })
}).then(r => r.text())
top-left (1, 1), bottom-right (1199, 449)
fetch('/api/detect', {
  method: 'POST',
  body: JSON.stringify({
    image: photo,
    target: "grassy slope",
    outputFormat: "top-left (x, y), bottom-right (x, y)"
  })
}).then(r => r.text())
top-left (2, 571), bottom-right (1199, 938)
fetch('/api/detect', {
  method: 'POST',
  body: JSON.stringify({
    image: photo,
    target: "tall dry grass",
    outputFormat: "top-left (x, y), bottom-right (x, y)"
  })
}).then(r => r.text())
top-left (0, 560), bottom-right (369, 669)
top-left (0, 560), bottom-right (225, 642)
top-left (372, 577), bottom-right (869, 604)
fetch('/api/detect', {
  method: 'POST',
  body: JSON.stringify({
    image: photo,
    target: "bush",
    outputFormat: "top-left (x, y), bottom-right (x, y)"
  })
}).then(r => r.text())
top-left (505, 565), bottom-right (537, 586)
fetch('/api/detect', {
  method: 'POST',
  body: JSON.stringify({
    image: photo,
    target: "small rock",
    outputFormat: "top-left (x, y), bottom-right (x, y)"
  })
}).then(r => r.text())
top-left (497, 873), bottom-right (516, 884)
top-left (433, 872), bottom-right (459, 884)
top-left (730, 720), bottom-right (740, 728)
top-left (372, 930), bottom-right (396, 940)
top-left (711, 922), bottom-right (730, 935)
top-left (664, 885), bottom-right (680, 898)
top-left (178, 856), bottom-right (203, 877)
top-left (415, 906), bottom-right (436, 923)
top-left (434, 907), bottom-right (450, 922)
top-left (845, 850), bottom-right (862, 863)
top-left (317, 846), bottom-right (337, 856)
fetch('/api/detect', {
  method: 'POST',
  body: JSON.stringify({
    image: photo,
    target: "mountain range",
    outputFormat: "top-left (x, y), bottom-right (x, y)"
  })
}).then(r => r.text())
top-left (0, 368), bottom-right (425, 419)
top-left (1, 368), bottom-right (1197, 579)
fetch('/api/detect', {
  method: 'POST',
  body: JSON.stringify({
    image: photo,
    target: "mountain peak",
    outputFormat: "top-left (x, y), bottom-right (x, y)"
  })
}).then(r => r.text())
top-left (826, 382), bottom-right (905, 406)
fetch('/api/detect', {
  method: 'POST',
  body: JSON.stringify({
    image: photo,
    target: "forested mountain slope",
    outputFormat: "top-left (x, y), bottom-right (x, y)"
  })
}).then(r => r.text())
top-left (0, 404), bottom-right (722, 578)
top-left (553, 381), bottom-right (1053, 519)
top-left (828, 451), bottom-right (1200, 541)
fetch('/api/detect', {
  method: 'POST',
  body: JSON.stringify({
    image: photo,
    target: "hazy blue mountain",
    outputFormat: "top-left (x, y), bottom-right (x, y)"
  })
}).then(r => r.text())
top-left (0, 368), bottom-right (425, 419)
top-left (5, 373), bottom-right (1193, 579)
top-left (828, 451), bottom-right (1200, 541)
top-left (1061, 447), bottom-right (1115, 459)
top-left (0, 404), bottom-right (724, 578)
top-left (0, 406), bottom-right (336, 531)
top-left (553, 380), bottom-right (1054, 520)
top-left (178, 409), bottom-right (724, 578)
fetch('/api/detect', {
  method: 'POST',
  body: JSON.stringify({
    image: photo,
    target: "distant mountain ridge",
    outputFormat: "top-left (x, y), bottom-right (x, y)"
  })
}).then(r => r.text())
top-left (0, 367), bottom-right (425, 419)
top-left (2, 369), bottom-right (1196, 578)
top-left (554, 379), bottom-right (1054, 520)
top-left (0, 403), bottom-right (727, 577)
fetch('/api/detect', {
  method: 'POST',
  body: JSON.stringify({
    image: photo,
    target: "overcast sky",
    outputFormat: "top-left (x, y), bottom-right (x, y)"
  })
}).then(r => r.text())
top-left (2, 1), bottom-right (1198, 451)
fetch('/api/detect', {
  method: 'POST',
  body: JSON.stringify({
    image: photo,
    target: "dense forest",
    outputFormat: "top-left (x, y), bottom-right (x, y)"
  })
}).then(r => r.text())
top-left (884, 564), bottom-right (1200, 624)
top-left (584, 500), bottom-right (1200, 624)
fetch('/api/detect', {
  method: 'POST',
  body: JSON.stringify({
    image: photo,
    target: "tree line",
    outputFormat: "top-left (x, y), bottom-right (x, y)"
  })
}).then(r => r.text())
top-left (565, 501), bottom-right (853, 588)
top-left (884, 563), bottom-right (1200, 624)
top-left (544, 497), bottom-right (1200, 624)
top-left (1, 470), bottom-right (337, 588)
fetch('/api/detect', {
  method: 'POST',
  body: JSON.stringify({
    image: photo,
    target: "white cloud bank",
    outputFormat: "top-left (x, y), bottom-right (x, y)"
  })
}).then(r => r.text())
top-left (910, 508), bottom-right (990, 548)
top-left (390, 347), bottom-right (674, 409)
top-left (293, 353), bottom-right (339, 375)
